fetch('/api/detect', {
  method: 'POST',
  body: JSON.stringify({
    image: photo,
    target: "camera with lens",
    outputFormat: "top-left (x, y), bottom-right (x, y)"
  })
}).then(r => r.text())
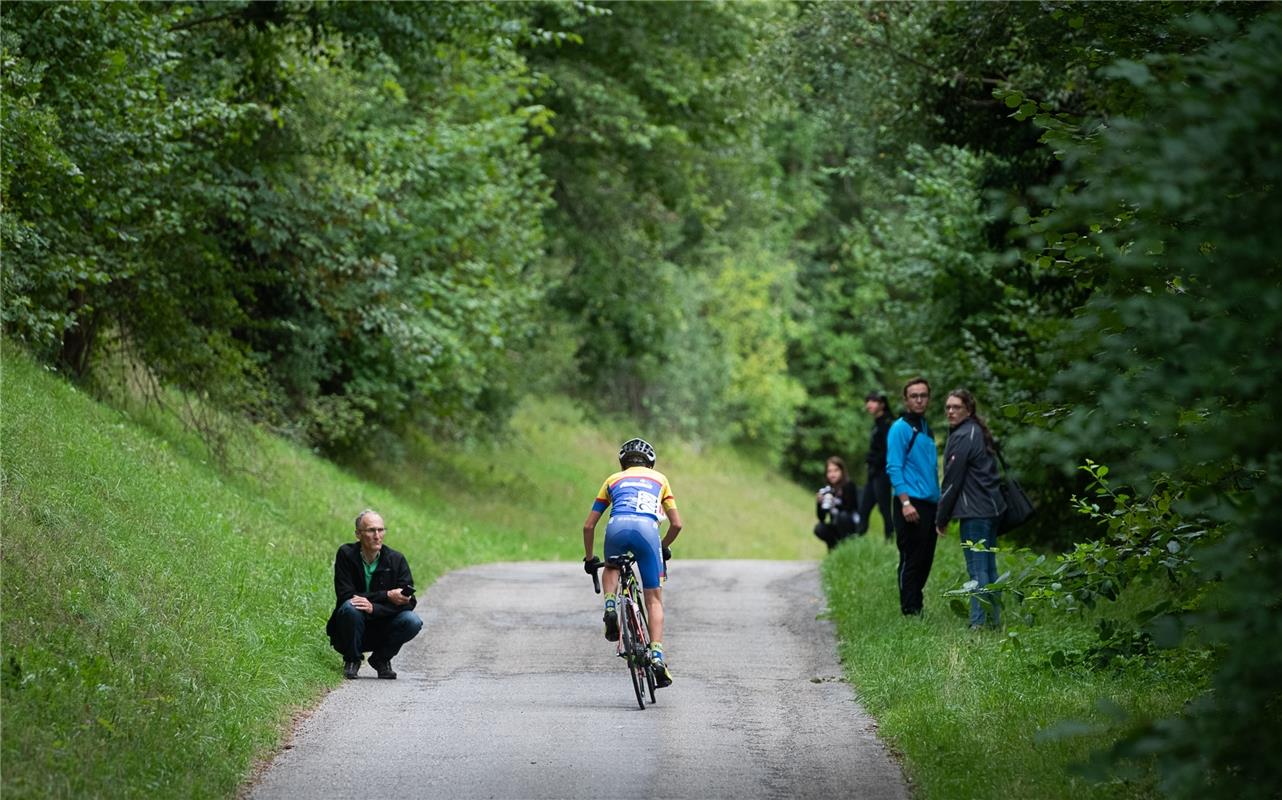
top-left (818, 485), bottom-right (835, 510)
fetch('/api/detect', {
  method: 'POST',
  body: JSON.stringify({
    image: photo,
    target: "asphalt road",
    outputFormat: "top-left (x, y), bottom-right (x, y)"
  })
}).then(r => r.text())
top-left (249, 560), bottom-right (908, 800)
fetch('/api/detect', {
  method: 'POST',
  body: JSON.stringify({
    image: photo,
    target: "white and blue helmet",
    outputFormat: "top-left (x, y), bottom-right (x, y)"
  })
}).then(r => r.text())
top-left (618, 438), bottom-right (657, 468)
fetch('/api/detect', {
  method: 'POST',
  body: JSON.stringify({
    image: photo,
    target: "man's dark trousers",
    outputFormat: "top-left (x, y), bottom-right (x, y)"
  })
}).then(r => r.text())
top-left (859, 469), bottom-right (894, 540)
top-left (893, 499), bottom-right (938, 615)
top-left (329, 601), bottom-right (423, 662)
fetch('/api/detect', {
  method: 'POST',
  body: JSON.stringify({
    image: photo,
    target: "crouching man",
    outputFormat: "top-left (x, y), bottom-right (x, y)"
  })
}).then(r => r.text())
top-left (326, 509), bottom-right (422, 679)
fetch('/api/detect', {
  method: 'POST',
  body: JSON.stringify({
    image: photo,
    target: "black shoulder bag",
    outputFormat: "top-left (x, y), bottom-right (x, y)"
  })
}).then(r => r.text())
top-left (995, 447), bottom-right (1035, 534)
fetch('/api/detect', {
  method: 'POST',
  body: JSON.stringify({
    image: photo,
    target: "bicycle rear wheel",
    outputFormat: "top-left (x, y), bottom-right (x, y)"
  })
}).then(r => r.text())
top-left (633, 585), bottom-right (657, 703)
top-left (620, 597), bottom-right (646, 710)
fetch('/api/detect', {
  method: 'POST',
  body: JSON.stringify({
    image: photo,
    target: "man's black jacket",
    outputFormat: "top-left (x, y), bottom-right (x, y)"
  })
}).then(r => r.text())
top-left (865, 414), bottom-right (891, 473)
top-left (325, 542), bottom-right (418, 637)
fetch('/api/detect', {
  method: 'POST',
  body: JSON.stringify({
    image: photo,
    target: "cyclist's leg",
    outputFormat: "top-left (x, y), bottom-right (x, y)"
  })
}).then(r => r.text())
top-left (605, 514), bottom-right (647, 597)
top-left (603, 519), bottom-right (640, 642)
top-left (643, 587), bottom-right (664, 644)
top-left (625, 520), bottom-right (673, 682)
top-left (626, 518), bottom-right (663, 593)
top-left (600, 564), bottom-right (620, 596)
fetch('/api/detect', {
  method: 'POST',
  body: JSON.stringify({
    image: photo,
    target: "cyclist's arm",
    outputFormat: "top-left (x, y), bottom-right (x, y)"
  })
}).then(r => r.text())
top-left (662, 507), bottom-right (683, 548)
top-left (582, 509), bottom-right (603, 560)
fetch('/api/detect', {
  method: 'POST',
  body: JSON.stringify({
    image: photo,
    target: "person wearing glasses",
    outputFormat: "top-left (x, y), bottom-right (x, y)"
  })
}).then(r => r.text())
top-left (936, 389), bottom-right (1006, 629)
top-left (326, 509), bottom-right (422, 679)
top-left (885, 377), bottom-right (941, 616)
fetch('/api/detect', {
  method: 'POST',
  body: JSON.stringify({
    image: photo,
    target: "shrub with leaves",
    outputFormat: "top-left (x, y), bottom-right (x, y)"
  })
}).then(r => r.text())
top-left (996, 9), bottom-right (1282, 797)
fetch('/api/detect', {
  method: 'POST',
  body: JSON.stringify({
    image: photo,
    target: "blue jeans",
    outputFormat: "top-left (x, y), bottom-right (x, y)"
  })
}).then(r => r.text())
top-left (959, 517), bottom-right (1000, 627)
top-left (329, 601), bottom-right (423, 662)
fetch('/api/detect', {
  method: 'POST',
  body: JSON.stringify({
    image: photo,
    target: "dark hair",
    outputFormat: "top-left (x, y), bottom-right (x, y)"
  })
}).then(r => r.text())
top-left (824, 456), bottom-right (848, 488)
top-left (865, 391), bottom-right (890, 415)
top-left (902, 377), bottom-right (930, 398)
top-left (946, 388), bottom-right (996, 453)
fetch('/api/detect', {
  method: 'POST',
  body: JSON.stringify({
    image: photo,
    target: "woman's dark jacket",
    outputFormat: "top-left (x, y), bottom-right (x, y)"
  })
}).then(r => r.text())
top-left (937, 417), bottom-right (1006, 524)
top-left (816, 479), bottom-right (859, 526)
top-left (325, 542), bottom-right (418, 637)
top-left (865, 415), bottom-right (891, 475)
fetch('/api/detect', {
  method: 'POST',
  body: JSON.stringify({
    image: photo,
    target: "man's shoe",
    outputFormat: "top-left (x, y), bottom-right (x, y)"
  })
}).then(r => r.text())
top-left (368, 656), bottom-right (397, 680)
top-left (650, 651), bottom-right (673, 688)
top-left (343, 660), bottom-right (361, 680)
top-left (603, 606), bottom-right (619, 642)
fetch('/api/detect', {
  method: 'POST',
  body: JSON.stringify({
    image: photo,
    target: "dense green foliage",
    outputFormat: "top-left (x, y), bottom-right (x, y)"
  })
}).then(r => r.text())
top-left (4, 2), bottom-right (1279, 797)
top-left (521, 2), bottom-right (807, 450)
top-left (787, 5), bottom-right (1281, 797)
top-left (3, 2), bottom-right (551, 449)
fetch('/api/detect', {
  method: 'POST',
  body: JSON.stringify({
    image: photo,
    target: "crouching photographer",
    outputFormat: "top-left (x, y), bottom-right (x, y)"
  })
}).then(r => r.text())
top-left (814, 456), bottom-right (860, 551)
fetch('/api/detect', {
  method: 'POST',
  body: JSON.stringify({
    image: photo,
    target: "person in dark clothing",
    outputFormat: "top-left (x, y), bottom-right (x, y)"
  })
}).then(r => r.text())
top-left (857, 392), bottom-right (895, 541)
top-left (886, 377), bottom-right (941, 616)
top-left (936, 389), bottom-right (1006, 628)
top-left (813, 456), bottom-right (861, 551)
top-left (326, 509), bottom-right (422, 679)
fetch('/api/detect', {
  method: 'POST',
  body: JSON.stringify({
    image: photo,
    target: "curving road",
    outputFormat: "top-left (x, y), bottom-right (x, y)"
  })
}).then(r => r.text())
top-left (249, 560), bottom-right (907, 800)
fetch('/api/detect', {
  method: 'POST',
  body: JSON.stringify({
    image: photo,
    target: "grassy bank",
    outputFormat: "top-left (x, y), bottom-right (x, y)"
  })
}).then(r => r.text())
top-left (0, 347), bottom-right (817, 798)
top-left (823, 534), bottom-right (1205, 800)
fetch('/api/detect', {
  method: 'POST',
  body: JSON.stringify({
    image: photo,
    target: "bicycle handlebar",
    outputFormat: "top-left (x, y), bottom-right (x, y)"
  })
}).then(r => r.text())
top-left (586, 551), bottom-right (671, 594)
top-left (585, 556), bottom-right (603, 594)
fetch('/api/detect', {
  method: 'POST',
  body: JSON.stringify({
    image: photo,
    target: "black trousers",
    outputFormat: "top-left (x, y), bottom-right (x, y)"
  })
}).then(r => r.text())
top-left (814, 512), bottom-right (857, 551)
top-left (858, 469), bottom-right (894, 540)
top-left (892, 499), bottom-right (938, 615)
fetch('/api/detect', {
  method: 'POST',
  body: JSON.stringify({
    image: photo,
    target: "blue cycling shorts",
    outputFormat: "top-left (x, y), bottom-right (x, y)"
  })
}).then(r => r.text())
top-left (604, 514), bottom-right (664, 589)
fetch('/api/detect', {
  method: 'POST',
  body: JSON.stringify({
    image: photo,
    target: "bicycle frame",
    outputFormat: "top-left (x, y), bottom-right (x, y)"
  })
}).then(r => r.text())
top-left (589, 554), bottom-right (657, 708)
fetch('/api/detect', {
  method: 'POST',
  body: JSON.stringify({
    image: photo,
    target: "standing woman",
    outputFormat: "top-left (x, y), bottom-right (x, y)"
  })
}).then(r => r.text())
top-left (936, 389), bottom-right (1006, 629)
top-left (814, 456), bottom-right (860, 551)
top-left (857, 392), bottom-right (895, 541)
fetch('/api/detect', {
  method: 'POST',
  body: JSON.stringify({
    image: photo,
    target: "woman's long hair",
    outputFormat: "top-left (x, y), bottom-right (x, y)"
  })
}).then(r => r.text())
top-left (947, 389), bottom-right (996, 453)
top-left (825, 456), bottom-right (849, 494)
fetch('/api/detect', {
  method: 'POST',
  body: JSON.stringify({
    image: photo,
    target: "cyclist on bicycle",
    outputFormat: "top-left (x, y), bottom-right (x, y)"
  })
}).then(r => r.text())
top-left (582, 438), bottom-right (683, 687)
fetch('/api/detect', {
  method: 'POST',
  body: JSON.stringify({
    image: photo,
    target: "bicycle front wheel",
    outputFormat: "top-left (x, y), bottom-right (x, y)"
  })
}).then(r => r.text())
top-left (620, 599), bottom-right (646, 710)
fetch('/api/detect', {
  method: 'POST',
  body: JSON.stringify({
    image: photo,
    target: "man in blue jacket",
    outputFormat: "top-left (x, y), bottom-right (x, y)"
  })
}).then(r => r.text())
top-left (326, 509), bottom-right (422, 679)
top-left (885, 378), bottom-right (941, 616)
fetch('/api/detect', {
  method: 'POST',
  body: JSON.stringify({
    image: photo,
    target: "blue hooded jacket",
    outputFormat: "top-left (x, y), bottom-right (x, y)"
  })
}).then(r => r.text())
top-left (885, 413), bottom-right (941, 502)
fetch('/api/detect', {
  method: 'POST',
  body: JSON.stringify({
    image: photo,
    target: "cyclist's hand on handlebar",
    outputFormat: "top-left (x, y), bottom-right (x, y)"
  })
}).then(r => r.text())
top-left (584, 556), bottom-right (602, 574)
top-left (662, 546), bottom-right (672, 562)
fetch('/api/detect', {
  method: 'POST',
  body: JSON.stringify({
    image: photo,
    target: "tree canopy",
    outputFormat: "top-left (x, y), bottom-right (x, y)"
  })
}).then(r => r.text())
top-left (4, 2), bottom-right (1279, 794)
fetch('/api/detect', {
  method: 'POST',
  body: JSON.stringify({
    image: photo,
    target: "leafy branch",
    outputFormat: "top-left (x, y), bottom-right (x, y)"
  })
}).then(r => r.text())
top-left (946, 460), bottom-right (1217, 654)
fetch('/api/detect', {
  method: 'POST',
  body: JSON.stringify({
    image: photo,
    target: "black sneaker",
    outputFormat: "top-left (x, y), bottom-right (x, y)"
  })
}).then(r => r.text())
top-left (343, 660), bottom-right (361, 679)
top-left (603, 605), bottom-right (619, 642)
top-left (368, 656), bottom-right (397, 680)
top-left (650, 651), bottom-right (673, 688)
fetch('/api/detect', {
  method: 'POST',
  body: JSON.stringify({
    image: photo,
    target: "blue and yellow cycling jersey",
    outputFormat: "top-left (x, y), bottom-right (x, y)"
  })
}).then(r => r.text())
top-left (591, 466), bottom-right (677, 521)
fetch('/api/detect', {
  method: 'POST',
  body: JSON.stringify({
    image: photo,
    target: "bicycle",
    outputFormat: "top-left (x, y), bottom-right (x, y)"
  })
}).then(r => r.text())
top-left (587, 553), bottom-right (657, 709)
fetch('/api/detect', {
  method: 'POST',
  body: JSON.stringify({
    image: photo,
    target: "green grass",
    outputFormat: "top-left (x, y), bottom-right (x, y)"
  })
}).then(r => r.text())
top-left (822, 533), bottom-right (1206, 800)
top-left (1, 345), bottom-right (818, 798)
top-left (357, 397), bottom-right (823, 561)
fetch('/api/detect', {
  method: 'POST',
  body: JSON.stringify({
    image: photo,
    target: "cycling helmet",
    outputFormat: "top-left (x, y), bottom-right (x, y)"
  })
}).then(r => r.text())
top-left (618, 438), bottom-right (657, 468)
